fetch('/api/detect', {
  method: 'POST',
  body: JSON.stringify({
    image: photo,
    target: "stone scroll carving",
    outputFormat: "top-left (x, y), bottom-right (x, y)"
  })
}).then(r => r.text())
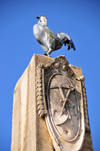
top-left (36, 56), bottom-right (86, 151)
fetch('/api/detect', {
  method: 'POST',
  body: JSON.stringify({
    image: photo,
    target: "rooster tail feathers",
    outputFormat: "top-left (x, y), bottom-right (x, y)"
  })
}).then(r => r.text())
top-left (70, 39), bottom-right (76, 51)
top-left (57, 32), bottom-right (76, 51)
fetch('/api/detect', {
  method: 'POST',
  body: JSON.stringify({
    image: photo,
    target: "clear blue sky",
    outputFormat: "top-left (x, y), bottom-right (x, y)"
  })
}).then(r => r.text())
top-left (0, 0), bottom-right (100, 150)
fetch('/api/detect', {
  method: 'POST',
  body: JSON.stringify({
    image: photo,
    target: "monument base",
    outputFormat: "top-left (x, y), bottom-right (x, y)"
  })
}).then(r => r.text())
top-left (11, 54), bottom-right (93, 151)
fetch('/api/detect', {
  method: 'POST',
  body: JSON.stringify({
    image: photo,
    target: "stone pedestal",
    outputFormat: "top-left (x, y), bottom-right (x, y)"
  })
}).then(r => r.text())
top-left (11, 54), bottom-right (93, 151)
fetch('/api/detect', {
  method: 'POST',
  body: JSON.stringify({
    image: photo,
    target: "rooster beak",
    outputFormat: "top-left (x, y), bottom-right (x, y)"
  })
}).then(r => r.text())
top-left (36, 16), bottom-right (40, 19)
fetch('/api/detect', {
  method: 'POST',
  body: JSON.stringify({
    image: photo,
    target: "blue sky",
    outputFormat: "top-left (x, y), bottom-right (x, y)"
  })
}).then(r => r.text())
top-left (0, 0), bottom-right (100, 150)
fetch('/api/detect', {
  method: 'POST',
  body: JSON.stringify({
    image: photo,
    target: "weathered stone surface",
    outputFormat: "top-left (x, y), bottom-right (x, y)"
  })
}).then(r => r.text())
top-left (11, 54), bottom-right (93, 151)
top-left (11, 54), bottom-right (54, 151)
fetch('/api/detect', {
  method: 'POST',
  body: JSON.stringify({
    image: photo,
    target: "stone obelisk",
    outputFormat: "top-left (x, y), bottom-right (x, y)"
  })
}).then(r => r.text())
top-left (11, 54), bottom-right (93, 151)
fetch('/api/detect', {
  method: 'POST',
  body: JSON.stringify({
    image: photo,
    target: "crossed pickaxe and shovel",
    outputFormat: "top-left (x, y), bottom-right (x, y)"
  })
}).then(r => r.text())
top-left (50, 84), bottom-right (75, 126)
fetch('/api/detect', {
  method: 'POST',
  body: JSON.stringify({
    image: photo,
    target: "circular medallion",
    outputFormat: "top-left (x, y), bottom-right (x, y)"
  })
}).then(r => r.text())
top-left (47, 73), bottom-right (80, 142)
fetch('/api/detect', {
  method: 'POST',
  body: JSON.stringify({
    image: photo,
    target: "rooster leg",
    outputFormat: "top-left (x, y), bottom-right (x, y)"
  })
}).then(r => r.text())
top-left (47, 48), bottom-right (52, 56)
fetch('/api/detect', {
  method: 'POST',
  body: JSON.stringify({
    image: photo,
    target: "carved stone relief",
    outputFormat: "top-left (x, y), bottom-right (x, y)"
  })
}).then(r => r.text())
top-left (36, 56), bottom-right (86, 151)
